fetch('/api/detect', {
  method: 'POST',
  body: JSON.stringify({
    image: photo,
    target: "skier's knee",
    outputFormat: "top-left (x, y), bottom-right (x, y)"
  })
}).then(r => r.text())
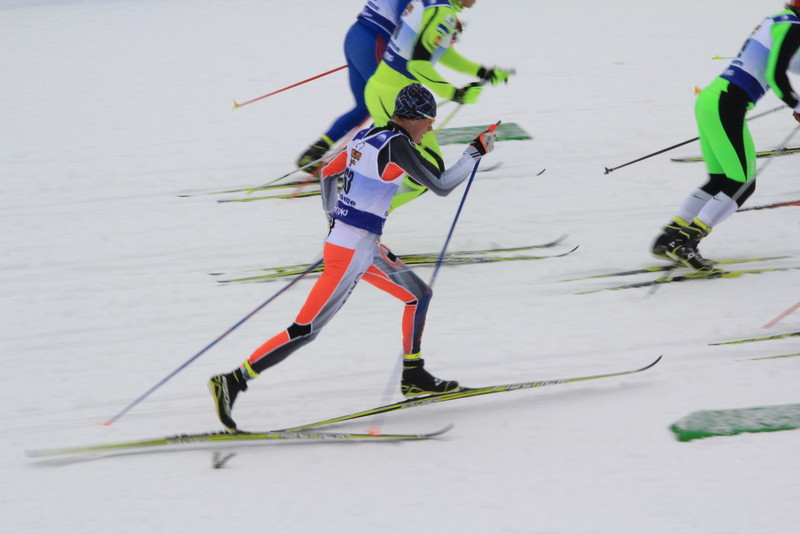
top-left (287, 322), bottom-right (313, 340)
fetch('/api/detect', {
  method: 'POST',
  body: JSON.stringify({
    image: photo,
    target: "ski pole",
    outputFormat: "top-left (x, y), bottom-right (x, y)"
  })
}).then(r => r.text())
top-left (748, 123), bottom-right (800, 183)
top-left (429, 122), bottom-right (501, 286)
top-left (102, 258), bottom-right (324, 425)
top-left (737, 198), bottom-right (800, 212)
top-left (428, 159), bottom-right (483, 286)
top-left (762, 299), bottom-right (800, 329)
top-left (604, 137), bottom-right (698, 174)
top-left (433, 103), bottom-right (463, 134)
top-left (249, 116), bottom-right (373, 194)
top-left (368, 123), bottom-right (498, 435)
top-left (604, 104), bottom-right (785, 174)
top-left (284, 116), bottom-right (373, 198)
top-left (233, 65), bottom-right (347, 109)
top-left (432, 79), bottom-right (494, 134)
top-left (247, 150), bottom-right (345, 193)
top-left (729, 123), bottom-right (800, 205)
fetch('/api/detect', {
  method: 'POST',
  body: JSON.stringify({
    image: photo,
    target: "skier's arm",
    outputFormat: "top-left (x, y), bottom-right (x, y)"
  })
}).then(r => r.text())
top-left (381, 135), bottom-right (484, 196)
top-left (767, 19), bottom-right (800, 108)
top-left (439, 47), bottom-right (481, 76)
top-left (320, 150), bottom-right (347, 219)
top-left (405, 5), bottom-right (469, 100)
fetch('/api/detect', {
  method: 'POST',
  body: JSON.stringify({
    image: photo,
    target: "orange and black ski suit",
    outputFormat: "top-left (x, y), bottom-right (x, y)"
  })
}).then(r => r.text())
top-left (242, 122), bottom-right (481, 376)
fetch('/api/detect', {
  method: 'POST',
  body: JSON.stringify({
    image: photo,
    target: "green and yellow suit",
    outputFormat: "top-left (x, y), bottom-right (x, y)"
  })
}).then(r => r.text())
top-left (653, 9), bottom-right (800, 268)
top-left (692, 9), bottom-right (800, 217)
top-left (365, 0), bottom-right (483, 209)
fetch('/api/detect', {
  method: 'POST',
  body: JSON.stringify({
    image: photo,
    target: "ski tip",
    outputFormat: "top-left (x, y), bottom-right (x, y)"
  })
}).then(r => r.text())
top-left (428, 423), bottom-right (455, 438)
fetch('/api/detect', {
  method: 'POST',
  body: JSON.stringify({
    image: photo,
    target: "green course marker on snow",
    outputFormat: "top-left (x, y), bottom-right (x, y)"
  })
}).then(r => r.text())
top-left (438, 122), bottom-right (532, 145)
top-left (670, 403), bottom-right (800, 442)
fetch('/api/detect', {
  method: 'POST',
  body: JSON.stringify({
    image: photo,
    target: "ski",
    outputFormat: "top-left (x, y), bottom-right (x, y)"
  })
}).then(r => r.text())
top-left (215, 162), bottom-right (526, 203)
top-left (212, 237), bottom-right (567, 275)
top-left (748, 352), bottom-right (800, 361)
top-left (182, 162), bottom-right (509, 199)
top-left (737, 199), bottom-right (800, 212)
top-left (180, 122), bottom-right (530, 199)
top-left (218, 249), bottom-right (577, 284)
top-left (216, 241), bottom-right (576, 284)
top-left (178, 118), bottom-right (370, 198)
top-left (218, 189), bottom-right (321, 203)
top-left (671, 146), bottom-right (800, 162)
top-left (275, 356), bottom-right (662, 432)
top-left (178, 160), bottom-right (329, 199)
top-left (576, 266), bottom-right (800, 294)
top-left (177, 178), bottom-right (316, 198)
top-left (25, 425), bottom-right (454, 459)
top-left (421, 234), bottom-right (567, 256)
top-left (227, 177), bottom-right (321, 193)
top-left (560, 256), bottom-right (790, 282)
top-left (210, 236), bottom-right (567, 278)
top-left (710, 331), bottom-right (800, 346)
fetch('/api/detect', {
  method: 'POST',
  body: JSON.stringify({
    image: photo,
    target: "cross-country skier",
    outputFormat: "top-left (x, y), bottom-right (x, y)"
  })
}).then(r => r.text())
top-left (210, 84), bottom-right (497, 432)
top-left (365, 0), bottom-right (513, 210)
top-left (652, 2), bottom-right (800, 270)
top-left (295, 0), bottom-right (407, 174)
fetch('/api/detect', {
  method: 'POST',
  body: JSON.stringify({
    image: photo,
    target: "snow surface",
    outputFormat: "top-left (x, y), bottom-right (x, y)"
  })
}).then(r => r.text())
top-left (3, 0), bottom-right (800, 532)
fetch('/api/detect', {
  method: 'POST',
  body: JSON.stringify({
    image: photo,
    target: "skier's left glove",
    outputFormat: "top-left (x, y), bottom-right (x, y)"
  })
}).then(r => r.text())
top-left (477, 66), bottom-right (513, 86)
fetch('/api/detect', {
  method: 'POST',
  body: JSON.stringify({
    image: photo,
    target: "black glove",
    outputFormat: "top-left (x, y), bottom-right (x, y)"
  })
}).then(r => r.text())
top-left (453, 82), bottom-right (483, 104)
top-left (477, 66), bottom-right (512, 86)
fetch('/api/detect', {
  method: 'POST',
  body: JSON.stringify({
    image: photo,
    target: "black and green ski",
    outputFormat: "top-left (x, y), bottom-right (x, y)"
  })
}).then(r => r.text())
top-left (710, 331), bottom-right (800, 346)
top-left (560, 256), bottom-right (788, 282)
top-left (671, 146), bottom-right (800, 162)
top-left (276, 356), bottom-right (662, 432)
top-left (25, 425), bottom-right (454, 459)
top-left (178, 122), bottom-right (532, 199)
top-left (214, 237), bottom-right (574, 284)
top-left (575, 265), bottom-right (800, 294)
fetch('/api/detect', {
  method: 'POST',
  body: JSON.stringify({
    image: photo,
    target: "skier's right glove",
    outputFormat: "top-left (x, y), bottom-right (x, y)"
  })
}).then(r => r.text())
top-left (465, 124), bottom-right (498, 159)
top-left (453, 82), bottom-right (483, 104)
top-left (477, 66), bottom-right (513, 86)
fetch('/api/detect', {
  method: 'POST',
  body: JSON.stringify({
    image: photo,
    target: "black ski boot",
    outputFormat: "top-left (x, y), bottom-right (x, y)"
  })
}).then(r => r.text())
top-left (209, 368), bottom-right (248, 432)
top-left (667, 222), bottom-right (715, 271)
top-left (401, 358), bottom-right (460, 397)
top-left (296, 137), bottom-right (332, 173)
top-left (651, 220), bottom-right (685, 261)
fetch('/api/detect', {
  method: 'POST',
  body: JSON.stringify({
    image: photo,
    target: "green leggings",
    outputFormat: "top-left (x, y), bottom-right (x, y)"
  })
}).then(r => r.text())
top-left (695, 77), bottom-right (756, 183)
